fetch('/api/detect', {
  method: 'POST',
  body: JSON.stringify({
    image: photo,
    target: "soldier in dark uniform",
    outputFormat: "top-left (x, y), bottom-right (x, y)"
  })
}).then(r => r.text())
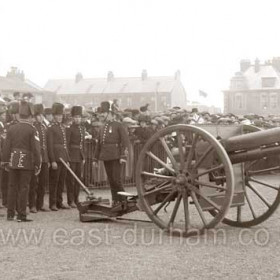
top-left (47, 103), bottom-right (71, 211)
top-left (93, 101), bottom-right (130, 206)
top-left (29, 104), bottom-right (50, 212)
top-left (0, 100), bottom-right (7, 208)
top-left (66, 106), bottom-right (86, 208)
top-left (0, 101), bottom-right (19, 208)
top-left (2, 100), bottom-right (41, 222)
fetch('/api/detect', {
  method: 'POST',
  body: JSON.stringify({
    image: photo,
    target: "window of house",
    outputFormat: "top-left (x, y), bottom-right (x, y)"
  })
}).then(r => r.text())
top-left (127, 97), bottom-right (132, 107)
top-left (234, 93), bottom-right (243, 109)
top-left (270, 93), bottom-right (277, 109)
top-left (260, 93), bottom-right (269, 109)
top-left (262, 77), bottom-right (276, 88)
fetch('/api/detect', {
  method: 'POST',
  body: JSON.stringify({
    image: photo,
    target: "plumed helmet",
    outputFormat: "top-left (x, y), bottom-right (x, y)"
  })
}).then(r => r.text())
top-left (34, 104), bottom-right (44, 116)
top-left (19, 100), bottom-right (34, 117)
top-left (52, 103), bottom-right (64, 115)
top-left (71, 105), bottom-right (83, 116)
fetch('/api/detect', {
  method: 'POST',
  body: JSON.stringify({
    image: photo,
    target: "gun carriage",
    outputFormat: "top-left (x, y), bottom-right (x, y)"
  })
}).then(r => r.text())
top-left (62, 124), bottom-right (280, 237)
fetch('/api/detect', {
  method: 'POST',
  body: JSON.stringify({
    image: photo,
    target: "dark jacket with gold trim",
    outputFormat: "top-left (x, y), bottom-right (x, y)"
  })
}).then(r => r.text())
top-left (34, 121), bottom-right (49, 163)
top-left (2, 120), bottom-right (41, 170)
top-left (66, 123), bottom-right (86, 162)
top-left (47, 122), bottom-right (70, 163)
top-left (93, 120), bottom-right (130, 161)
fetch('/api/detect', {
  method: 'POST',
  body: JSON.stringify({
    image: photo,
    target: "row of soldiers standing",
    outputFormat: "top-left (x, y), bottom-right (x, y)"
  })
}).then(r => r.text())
top-left (0, 100), bottom-right (86, 221)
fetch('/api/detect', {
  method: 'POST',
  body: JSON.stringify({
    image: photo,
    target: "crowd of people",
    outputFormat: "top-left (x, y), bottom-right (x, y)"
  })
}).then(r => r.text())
top-left (0, 92), bottom-right (278, 222)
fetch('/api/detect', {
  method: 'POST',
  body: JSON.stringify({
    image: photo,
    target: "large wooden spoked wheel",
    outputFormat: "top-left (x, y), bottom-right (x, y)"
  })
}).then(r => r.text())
top-left (211, 124), bottom-right (280, 227)
top-left (135, 124), bottom-right (234, 237)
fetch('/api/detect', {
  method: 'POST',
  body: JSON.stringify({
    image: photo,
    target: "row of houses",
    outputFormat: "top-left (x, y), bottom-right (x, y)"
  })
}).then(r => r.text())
top-left (0, 68), bottom-right (187, 111)
top-left (3, 60), bottom-right (278, 116)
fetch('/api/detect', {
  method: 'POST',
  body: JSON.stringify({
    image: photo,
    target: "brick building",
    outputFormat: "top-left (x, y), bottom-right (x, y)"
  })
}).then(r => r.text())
top-left (223, 58), bottom-right (280, 116)
top-left (44, 70), bottom-right (187, 111)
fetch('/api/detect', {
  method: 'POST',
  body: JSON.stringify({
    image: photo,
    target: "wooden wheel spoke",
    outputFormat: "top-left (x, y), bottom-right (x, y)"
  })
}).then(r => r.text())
top-left (249, 178), bottom-right (279, 191)
top-left (153, 190), bottom-right (177, 215)
top-left (144, 182), bottom-right (173, 197)
top-left (159, 137), bottom-right (179, 173)
top-left (190, 191), bottom-right (207, 226)
top-left (141, 171), bottom-right (174, 181)
top-left (194, 179), bottom-right (226, 191)
top-left (177, 130), bottom-right (185, 172)
top-left (244, 191), bottom-right (257, 219)
top-left (167, 193), bottom-right (182, 227)
top-left (187, 184), bottom-right (221, 211)
top-left (184, 133), bottom-right (198, 173)
top-left (237, 206), bottom-right (241, 223)
top-left (194, 145), bottom-right (214, 169)
top-left (146, 151), bottom-right (175, 174)
top-left (247, 182), bottom-right (271, 208)
top-left (195, 164), bottom-right (224, 178)
top-left (182, 190), bottom-right (190, 232)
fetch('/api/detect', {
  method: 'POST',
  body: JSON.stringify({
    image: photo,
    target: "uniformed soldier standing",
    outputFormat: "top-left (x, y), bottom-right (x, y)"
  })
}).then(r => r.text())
top-left (0, 101), bottom-right (19, 208)
top-left (2, 100), bottom-right (41, 222)
top-left (66, 106), bottom-right (86, 207)
top-left (29, 104), bottom-right (49, 212)
top-left (47, 103), bottom-right (70, 211)
top-left (93, 101), bottom-right (130, 206)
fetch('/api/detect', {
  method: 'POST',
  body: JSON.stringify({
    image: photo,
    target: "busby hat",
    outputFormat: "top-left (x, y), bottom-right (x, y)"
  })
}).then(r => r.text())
top-left (19, 100), bottom-right (34, 117)
top-left (22, 92), bottom-right (33, 100)
top-left (52, 103), bottom-right (64, 115)
top-left (8, 101), bottom-right (20, 114)
top-left (99, 101), bottom-right (118, 114)
top-left (34, 104), bottom-right (44, 116)
top-left (13, 92), bottom-right (20, 98)
top-left (71, 106), bottom-right (83, 116)
top-left (44, 107), bottom-right (52, 115)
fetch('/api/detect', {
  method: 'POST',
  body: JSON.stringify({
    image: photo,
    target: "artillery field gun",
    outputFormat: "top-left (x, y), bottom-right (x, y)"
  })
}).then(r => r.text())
top-left (62, 124), bottom-right (280, 237)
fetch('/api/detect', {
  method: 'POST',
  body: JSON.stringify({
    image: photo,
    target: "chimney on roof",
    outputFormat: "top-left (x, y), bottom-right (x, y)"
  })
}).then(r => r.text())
top-left (272, 57), bottom-right (280, 72)
top-left (255, 58), bottom-right (260, 73)
top-left (240, 59), bottom-right (251, 72)
top-left (75, 72), bottom-right (83, 83)
top-left (141, 69), bottom-right (148, 80)
top-left (6, 66), bottom-right (25, 81)
top-left (175, 70), bottom-right (181, 80)
top-left (107, 71), bottom-right (114, 82)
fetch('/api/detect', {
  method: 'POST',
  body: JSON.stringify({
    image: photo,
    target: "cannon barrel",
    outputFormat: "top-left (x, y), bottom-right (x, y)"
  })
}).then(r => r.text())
top-left (221, 127), bottom-right (280, 164)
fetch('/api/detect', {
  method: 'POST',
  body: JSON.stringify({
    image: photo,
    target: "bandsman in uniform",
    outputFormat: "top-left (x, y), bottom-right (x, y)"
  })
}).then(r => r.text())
top-left (2, 100), bottom-right (41, 222)
top-left (29, 104), bottom-right (50, 212)
top-left (47, 103), bottom-right (70, 211)
top-left (93, 101), bottom-right (130, 206)
top-left (66, 106), bottom-right (86, 208)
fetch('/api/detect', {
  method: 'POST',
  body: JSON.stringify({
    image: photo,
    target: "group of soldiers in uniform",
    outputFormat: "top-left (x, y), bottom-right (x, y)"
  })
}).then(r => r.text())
top-left (0, 93), bottom-right (129, 222)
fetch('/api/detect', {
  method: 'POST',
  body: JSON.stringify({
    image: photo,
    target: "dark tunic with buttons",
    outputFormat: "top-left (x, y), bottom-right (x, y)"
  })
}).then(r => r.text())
top-left (47, 122), bottom-right (70, 163)
top-left (93, 120), bottom-right (130, 161)
top-left (66, 123), bottom-right (86, 163)
top-left (34, 121), bottom-right (49, 163)
top-left (3, 121), bottom-right (41, 170)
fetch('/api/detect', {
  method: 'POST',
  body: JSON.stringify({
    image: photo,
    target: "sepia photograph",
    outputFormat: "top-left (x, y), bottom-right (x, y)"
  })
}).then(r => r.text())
top-left (0, 0), bottom-right (280, 279)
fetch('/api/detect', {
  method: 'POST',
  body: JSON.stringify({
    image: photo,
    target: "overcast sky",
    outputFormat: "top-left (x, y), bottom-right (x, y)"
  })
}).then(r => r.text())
top-left (0, 0), bottom-right (279, 108)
